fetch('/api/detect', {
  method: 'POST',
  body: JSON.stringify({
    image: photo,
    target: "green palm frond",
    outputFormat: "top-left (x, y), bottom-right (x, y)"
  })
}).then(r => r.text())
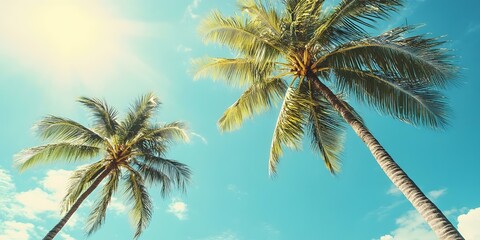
top-left (219, 77), bottom-right (287, 131)
top-left (193, 57), bottom-right (278, 88)
top-left (61, 162), bottom-right (106, 212)
top-left (333, 68), bottom-right (450, 128)
top-left (238, 0), bottom-right (282, 35)
top-left (199, 10), bottom-right (283, 60)
top-left (306, 81), bottom-right (345, 173)
top-left (15, 143), bottom-right (100, 171)
top-left (269, 86), bottom-right (311, 174)
top-left (35, 115), bottom-right (104, 145)
top-left (310, 0), bottom-right (404, 47)
top-left (319, 26), bottom-right (457, 88)
top-left (123, 167), bottom-right (153, 239)
top-left (78, 97), bottom-right (119, 137)
top-left (120, 93), bottom-right (159, 143)
top-left (141, 122), bottom-right (190, 143)
top-left (139, 154), bottom-right (191, 194)
top-left (86, 168), bottom-right (120, 236)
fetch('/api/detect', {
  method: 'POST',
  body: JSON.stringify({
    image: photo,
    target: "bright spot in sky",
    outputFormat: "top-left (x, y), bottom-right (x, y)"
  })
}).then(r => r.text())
top-left (0, 0), bottom-right (151, 87)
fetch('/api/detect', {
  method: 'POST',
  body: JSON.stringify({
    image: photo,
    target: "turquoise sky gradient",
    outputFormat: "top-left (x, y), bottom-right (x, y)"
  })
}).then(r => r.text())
top-left (0, 0), bottom-right (479, 239)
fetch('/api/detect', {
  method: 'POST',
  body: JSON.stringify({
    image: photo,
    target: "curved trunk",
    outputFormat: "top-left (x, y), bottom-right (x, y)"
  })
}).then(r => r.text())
top-left (309, 74), bottom-right (464, 239)
top-left (43, 168), bottom-right (112, 240)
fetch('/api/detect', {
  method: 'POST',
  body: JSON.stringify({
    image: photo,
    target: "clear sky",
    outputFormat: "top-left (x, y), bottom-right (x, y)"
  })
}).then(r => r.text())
top-left (0, 0), bottom-right (479, 239)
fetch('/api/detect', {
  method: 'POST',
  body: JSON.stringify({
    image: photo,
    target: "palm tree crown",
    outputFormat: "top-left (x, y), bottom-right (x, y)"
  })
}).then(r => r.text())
top-left (15, 93), bottom-right (191, 239)
top-left (195, 0), bottom-right (455, 174)
top-left (195, 0), bottom-right (463, 239)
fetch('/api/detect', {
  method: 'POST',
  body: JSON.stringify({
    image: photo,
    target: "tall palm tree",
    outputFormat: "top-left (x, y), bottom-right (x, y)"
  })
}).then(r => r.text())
top-left (194, 0), bottom-right (462, 239)
top-left (15, 93), bottom-right (191, 240)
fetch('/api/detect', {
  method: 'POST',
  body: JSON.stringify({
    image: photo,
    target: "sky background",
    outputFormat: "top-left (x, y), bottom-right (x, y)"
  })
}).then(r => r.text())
top-left (0, 0), bottom-right (479, 239)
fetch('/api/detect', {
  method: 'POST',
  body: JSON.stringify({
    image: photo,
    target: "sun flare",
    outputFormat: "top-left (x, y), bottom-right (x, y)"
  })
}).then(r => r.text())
top-left (28, 4), bottom-right (104, 60)
top-left (0, 1), bottom-right (148, 86)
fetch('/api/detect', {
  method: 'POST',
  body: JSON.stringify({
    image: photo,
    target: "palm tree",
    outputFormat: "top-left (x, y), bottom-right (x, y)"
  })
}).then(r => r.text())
top-left (15, 93), bottom-right (191, 240)
top-left (194, 0), bottom-right (462, 239)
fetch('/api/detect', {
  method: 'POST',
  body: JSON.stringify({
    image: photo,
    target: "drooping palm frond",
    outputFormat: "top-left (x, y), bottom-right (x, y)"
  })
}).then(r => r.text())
top-left (120, 93), bottom-right (159, 143)
top-left (135, 154), bottom-right (191, 196)
top-left (219, 77), bottom-right (287, 131)
top-left (123, 167), bottom-right (153, 239)
top-left (305, 81), bottom-right (345, 173)
top-left (269, 85), bottom-right (311, 174)
top-left (86, 168), bottom-right (120, 236)
top-left (193, 57), bottom-right (278, 88)
top-left (15, 143), bottom-right (100, 171)
top-left (35, 115), bottom-right (104, 145)
top-left (318, 26), bottom-right (457, 88)
top-left (61, 162), bottom-right (106, 212)
top-left (332, 68), bottom-right (450, 128)
top-left (78, 97), bottom-right (119, 138)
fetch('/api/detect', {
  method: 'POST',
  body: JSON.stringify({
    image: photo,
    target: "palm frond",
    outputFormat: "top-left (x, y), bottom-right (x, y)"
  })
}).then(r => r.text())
top-left (319, 26), bottom-right (457, 88)
top-left (306, 81), bottom-right (345, 173)
top-left (219, 77), bottom-right (287, 131)
top-left (141, 122), bottom-right (190, 143)
top-left (86, 168), bottom-right (120, 236)
top-left (193, 57), bottom-right (278, 88)
top-left (199, 10), bottom-right (283, 61)
top-left (15, 143), bottom-right (100, 171)
top-left (269, 86), bottom-right (311, 174)
top-left (310, 0), bottom-right (404, 47)
top-left (78, 97), bottom-right (119, 137)
top-left (238, 0), bottom-right (282, 35)
top-left (137, 154), bottom-right (191, 195)
top-left (123, 167), bottom-right (152, 239)
top-left (61, 162), bottom-right (106, 212)
top-left (120, 93), bottom-right (159, 144)
top-left (35, 115), bottom-right (104, 145)
top-left (333, 67), bottom-right (450, 128)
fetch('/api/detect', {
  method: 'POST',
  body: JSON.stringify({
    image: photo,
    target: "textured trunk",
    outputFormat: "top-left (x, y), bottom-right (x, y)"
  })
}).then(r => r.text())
top-left (43, 168), bottom-right (111, 240)
top-left (309, 74), bottom-right (464, 239)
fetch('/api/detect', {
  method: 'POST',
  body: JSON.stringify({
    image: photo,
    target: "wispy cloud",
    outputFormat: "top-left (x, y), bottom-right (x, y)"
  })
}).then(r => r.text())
top-left (0, 221), bottom-right (36, 240)
top-left (191, 132), bottom-right (208, 144)
top-left (427, 188), bottom-right (447, 200)
top-left (386, 185), bottom-right (401, 196)
top-left (377, 206), bottom-right (480, 239)
top-left (377, 210), bottom-right (437, 240)
top-left (177, 44), bottom-right (193, 53)
top-left (199, 230), bottom-right (239, 240)
top-left (186, 0), bottom-right (201, 19)
top-left (167, 199), bottom-right (188, 220)
top-left (263, 224), bottom-right (280, 240)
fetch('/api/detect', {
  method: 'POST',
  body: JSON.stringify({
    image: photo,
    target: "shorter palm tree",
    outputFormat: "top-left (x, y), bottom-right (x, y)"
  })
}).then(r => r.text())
top-left (15, 93), bottom-right (191, 240)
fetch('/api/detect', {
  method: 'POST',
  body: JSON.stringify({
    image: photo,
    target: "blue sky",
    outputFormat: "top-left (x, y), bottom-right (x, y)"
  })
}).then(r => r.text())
top-left (0, 0), bottom-right (479, 239)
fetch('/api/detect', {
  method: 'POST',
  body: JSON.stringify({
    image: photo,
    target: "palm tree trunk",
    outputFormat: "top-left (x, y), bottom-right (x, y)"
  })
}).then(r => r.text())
top-left (308, 74), bottom-right (464, 239)
top-left (43, 168), bottom-right (112, 240)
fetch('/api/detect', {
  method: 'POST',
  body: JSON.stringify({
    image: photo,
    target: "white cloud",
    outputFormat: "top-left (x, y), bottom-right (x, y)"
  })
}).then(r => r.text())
top-left (457, 207), bottom-right (480, 240)
top-left (186, 0), bottom-right (201, 19)
top-left (0, 221), bottom-right (35, 240)
top-left (427, 188), bottom-right (447, 200)
top-left (59, 232), bottom-right (76, 240)
top-left (386, 185), bottom-right (401, 196)
top-left (109, 197), bottom-right (127, 214)
top-left (191, 132), bottom-right (208, 144)
top-left (377, 206), bottom-right (480, 240)
top-left (167, 199), bottom-right (188, 220)
top-left (376, 210), bottom-right (436, 240)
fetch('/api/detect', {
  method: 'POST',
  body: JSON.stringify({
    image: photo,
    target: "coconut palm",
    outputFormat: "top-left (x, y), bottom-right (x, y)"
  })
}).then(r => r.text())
top-left (15, 93), bottom-right (191, 240)
top-left (195, 0), bottom-right (462, 238)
